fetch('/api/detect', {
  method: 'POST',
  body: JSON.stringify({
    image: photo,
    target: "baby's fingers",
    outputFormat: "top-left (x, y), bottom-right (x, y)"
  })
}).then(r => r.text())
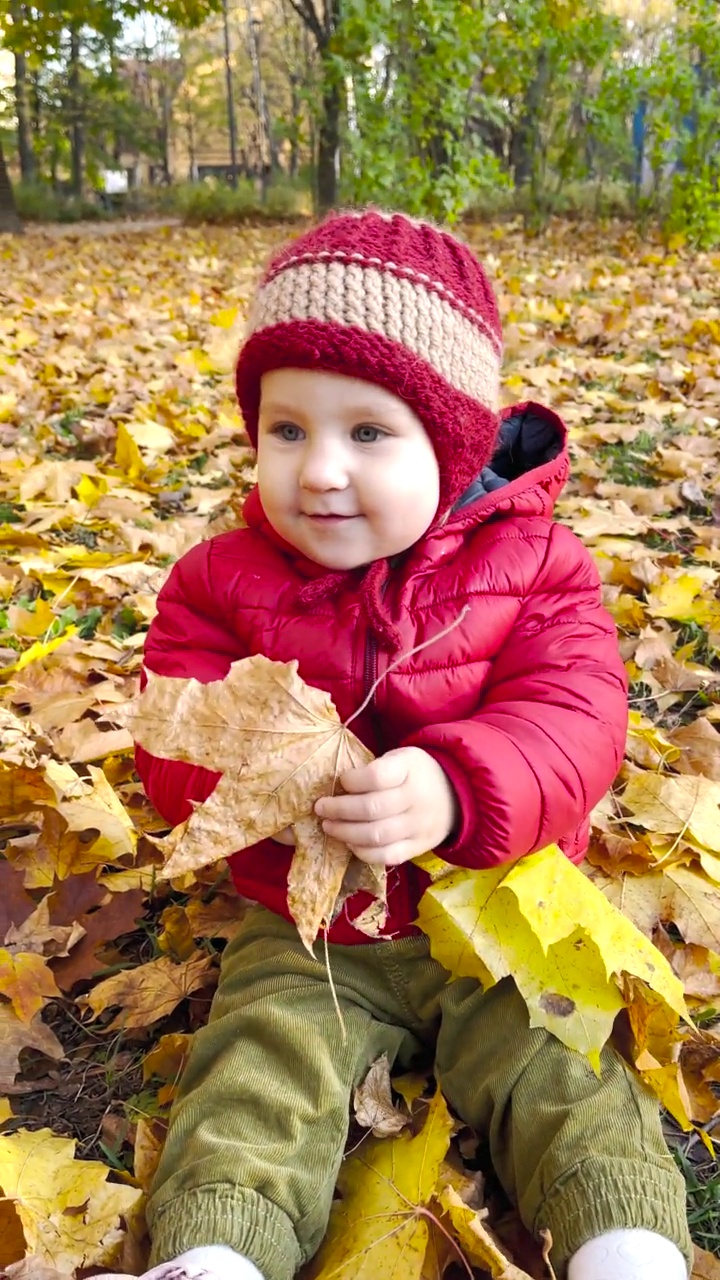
top-left (320, 812), bottom-right (411, 852)
top-left (338, 751), bottom-right (409, 795)
top-left (315, 786), bottom-right (407, 823)
top-left (351, 839), bottom-right (418, 868)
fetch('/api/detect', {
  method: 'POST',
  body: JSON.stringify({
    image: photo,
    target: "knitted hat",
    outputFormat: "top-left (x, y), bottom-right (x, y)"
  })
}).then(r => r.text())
top-left (236, 209), bottom-right (503, 515)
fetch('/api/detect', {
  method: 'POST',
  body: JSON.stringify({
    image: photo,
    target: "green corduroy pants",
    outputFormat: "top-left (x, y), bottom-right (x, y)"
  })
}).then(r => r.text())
top-left (148, 905), bottom-right (691, 1280)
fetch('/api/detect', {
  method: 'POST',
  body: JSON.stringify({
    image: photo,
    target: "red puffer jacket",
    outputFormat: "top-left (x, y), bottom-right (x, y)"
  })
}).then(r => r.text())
top-left (137, 402), bottom-right (628, 944)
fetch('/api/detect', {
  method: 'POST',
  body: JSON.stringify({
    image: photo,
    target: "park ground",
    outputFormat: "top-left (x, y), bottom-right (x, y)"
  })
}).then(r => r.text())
top-left (1, 218), bottom-right (720, 1278)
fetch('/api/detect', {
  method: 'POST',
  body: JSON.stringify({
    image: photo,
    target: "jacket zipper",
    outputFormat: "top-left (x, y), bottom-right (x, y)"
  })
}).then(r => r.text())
top-left (362, 572), bottom-right (391, 710)
top-left (363, 630), bottom-right (378, 708)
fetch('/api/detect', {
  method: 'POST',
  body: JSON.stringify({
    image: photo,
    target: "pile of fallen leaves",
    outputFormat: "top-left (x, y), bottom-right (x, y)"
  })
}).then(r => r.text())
top-left (0, 218), bottom-right (719, 1280)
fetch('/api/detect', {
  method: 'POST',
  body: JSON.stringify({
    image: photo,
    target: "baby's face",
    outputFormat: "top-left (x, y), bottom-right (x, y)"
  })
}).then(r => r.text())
top-left (256, 368), bottom-right (440, 571)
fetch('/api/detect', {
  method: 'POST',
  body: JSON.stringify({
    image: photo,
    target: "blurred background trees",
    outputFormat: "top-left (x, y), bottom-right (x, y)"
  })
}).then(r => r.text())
top-left (2, 0), bottom-right (720, 242)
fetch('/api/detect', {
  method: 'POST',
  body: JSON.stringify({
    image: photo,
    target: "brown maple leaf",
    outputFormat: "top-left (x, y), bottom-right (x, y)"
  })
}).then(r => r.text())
top-left (117, 656), bottom-right (386, 950)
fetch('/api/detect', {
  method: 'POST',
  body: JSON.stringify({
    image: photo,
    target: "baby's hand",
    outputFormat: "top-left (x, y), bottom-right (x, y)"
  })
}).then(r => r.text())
top-left (315, 747), bottom-right (459, 867)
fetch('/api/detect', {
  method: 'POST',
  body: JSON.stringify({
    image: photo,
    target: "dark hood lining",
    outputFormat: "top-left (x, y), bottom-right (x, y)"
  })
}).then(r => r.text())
top-left (453, 408), bottom-right (563, 512)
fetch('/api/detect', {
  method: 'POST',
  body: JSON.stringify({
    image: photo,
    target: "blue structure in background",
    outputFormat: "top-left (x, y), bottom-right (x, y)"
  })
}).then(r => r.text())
top-left (632, 66), bottom-right (705, 190)
top-left (632, 99), bottom-right (647, 190)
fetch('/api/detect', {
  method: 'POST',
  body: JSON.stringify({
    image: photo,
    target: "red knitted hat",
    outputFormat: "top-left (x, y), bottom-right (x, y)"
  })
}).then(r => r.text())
top-left (236, 209), bottom-right (503, 513)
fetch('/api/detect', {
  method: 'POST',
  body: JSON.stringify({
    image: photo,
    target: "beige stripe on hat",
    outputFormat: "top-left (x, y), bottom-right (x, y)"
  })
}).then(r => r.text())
top-left (247, 259), bottom-right (501, 411)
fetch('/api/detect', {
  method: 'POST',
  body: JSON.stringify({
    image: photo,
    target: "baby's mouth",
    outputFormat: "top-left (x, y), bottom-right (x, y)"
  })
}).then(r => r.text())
top-left (303, 511), bottom-right (357, 522)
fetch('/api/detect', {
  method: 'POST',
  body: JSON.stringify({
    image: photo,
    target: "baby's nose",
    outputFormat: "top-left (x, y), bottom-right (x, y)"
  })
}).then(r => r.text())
top-left (299, 446), bottom-right (348, 490)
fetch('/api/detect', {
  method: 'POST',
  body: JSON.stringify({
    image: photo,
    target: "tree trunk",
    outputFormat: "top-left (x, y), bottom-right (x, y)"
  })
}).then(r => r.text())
top-left (30, 68), bottom-right (42, 175)
top-left (287, 0), bottom-right (341, 210)
top-left (509, 47), bottom-right (550, 189)
top-left (0, 138), bottom-right (22, 233)
top-left (222, 0), bottom-right (238, 187)
top-left (68, 26), bottom-right (84, 197)
top-left (10, 1), bottom-right (35, 180)
top-left (288, 75), bottom-right (300, 177)
top-left (14, 51), bottom-right (36, 181)
top-left (316, 59), bottom-right (341, 213)
top-left (160, 80), bottom-right (172, 182)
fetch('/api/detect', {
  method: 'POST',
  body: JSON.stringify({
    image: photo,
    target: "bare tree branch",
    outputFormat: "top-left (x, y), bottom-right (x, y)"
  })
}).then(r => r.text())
top-left (286, 0), bottom-right (325, 46)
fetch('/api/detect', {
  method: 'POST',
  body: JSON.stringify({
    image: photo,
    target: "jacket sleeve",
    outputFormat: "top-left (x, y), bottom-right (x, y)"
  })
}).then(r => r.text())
top-left (404, 522), bottom-right (628, 869)
top-left (135, 540), bottom-right (244, 828)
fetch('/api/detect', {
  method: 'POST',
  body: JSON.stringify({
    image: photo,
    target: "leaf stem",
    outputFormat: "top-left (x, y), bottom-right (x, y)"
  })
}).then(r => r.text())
top-left (417, 1205), bottom-right (475, 1279)
top-left (321, 924), bottom-right (347, 1043)
top-left (345, 606), bottom-right (471, 730)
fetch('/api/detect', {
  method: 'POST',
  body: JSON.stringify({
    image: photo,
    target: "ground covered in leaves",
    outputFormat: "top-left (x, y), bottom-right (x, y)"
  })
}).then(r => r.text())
top-left (1, 219), bottom-right (720, 1279)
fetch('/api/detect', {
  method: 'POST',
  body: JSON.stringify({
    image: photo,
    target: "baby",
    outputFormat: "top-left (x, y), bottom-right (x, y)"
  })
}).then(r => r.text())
top-left (116, 210), bottom-right (691, 1280)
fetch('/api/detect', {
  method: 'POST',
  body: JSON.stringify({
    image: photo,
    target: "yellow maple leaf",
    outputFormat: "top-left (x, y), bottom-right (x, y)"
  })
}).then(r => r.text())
top-left (157, 905), bottom-right (196, 961)
top-left (3, 755), bottom-right (137, 888)
top-left (125, 419), bottom-right (175, 455)
top-left (210, 305), bottom-right (239, 329)
top-left (45, 760), bottom-right (136, 857)
top-left (589, 864), bottom-right (720, 957)
top-left (621, 772), bottom-right (720, 852)
top-left (436, 1184), bottom-right (533, 1279)
top-left (134, 1116), bottom-right (167, 1193)
top-left (417, 847), bottom-right (688, 1070)
top-left (117, 656), bottom-right (383, 950)
top-left (76, 473), bottom-right (109, 507)
top-left (306, 1091), bottom-right (455, 1280)
top-left (142, 1032), bottom-right (193, 1085)
top-left (115, 423), bottom-right (144, 480)
top-left (7, 599), bottom-right (56, 640)
top-left (0, 951), bottom-right (61, 1022)
top-left (0, 1127), bottom-right (142, 1272)
top-left (626, 710), bottom-right (681, 770)
top-left (646, 573), bottom-right (707, 622)
top-left (3, 630), bottom-right (78, 677)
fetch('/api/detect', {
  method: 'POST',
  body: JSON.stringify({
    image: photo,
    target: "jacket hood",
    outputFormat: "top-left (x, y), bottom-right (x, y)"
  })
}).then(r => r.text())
top-left (453, 401), bottom-right (567, 516)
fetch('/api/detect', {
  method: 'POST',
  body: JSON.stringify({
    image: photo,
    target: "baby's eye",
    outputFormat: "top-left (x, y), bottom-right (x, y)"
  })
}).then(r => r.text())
top-left (274, 422), bottom-right (303, 442)
top-left (353, 424), bottom-right (385, 444)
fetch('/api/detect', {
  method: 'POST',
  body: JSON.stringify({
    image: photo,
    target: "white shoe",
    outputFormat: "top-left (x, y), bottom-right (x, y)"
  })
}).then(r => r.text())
top-left (568, 1230), bottom-right (688, 1280)
top-left (91, 1244), bottom-right (265, 1280)
top-left (172, 1247), bottom-right (264, 1280)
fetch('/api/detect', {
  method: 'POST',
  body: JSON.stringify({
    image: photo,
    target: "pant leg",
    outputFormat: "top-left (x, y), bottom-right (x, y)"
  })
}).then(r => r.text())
top-left (147, 908), bottom-right (424, 1280)
top-left (434, 974), bottom-right (692, 1278)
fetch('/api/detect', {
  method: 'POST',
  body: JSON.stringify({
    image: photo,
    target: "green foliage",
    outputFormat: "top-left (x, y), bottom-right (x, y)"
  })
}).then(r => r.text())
top-left (14, 181), bottom-right (107, 222)
top-left (633, 0), bottom-right (720, 246)
top-left (5, 0), bottom-right (720, 239)
top-left (338, 0), bottom-right (502, 223)
top-left (171, 177), bottom-right (307, 224)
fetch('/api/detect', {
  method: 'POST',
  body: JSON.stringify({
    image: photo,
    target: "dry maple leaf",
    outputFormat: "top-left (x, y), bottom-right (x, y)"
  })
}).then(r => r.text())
top-left (0, 1005), bottom-right (64, 1094)
top-left (0, 950), bottom-right (61, 1023)
top-left (289, 815), bottom-right (356, 952)
top-left (80, 950), bottom-right (215, 1030)
top-left (3, 898), bottom-right (85, 959)
top-left (435, 1185), bottom-right (536, 1280)
top-left (50, 887), bottom-right (145, 995)
top-left (353, 1054), bottom-right (409, 1138)
top-left (118, 656), bottom-right (386, 950)
top-left (134, 1116), bottom-right (168, 1193)
top-left (692, 1246), bottom-right (720, 1279)
top-left (0, 1127), bottom-right (143, 1273)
